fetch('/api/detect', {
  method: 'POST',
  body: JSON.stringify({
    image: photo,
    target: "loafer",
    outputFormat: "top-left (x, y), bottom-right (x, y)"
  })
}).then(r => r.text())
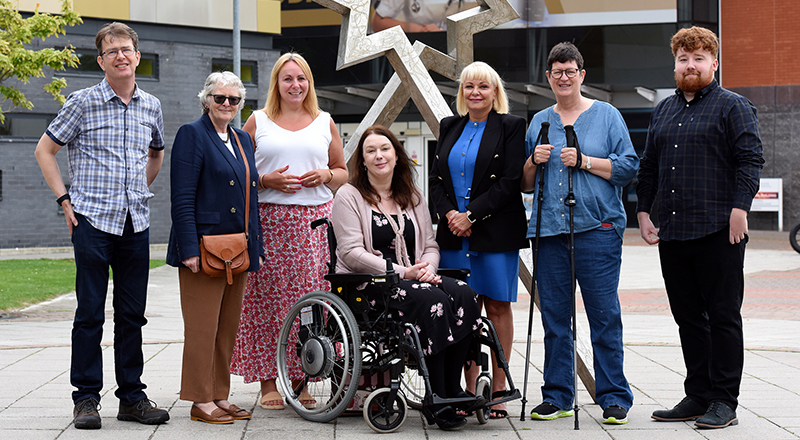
top-left (219, 403), bottom-right (251, 420)
top-left (73, 398), bottom-right (101, 429)
top-left (695, 401), bottom-right (738, 429)
top-left (118, 399), bottom-right (170, 425)
top-left (433, 406), bottom-right (467, 431)
top-left (651, 396), bottom-right (706, 421)
top-left (190, 405), bottom-right (234, 424)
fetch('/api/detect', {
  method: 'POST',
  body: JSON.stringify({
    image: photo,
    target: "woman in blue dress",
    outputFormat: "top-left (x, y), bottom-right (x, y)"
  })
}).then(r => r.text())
top-left (429, 61), bottom-right (528, 418)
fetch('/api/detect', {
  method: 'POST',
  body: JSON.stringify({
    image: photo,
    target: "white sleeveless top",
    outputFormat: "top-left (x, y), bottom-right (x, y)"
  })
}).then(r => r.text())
top-left (253, 110), bottom-right (333, 206)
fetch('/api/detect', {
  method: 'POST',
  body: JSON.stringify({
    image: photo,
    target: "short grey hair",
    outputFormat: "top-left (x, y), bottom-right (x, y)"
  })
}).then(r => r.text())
top-left (198, 71), bottom-right (246, 114)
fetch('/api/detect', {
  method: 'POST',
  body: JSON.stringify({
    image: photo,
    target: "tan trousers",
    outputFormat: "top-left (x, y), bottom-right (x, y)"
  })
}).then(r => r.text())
top-left (178, 268), bottom-right (247, 402)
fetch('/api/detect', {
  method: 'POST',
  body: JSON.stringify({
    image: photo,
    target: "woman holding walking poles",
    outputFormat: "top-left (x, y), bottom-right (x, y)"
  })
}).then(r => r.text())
top-left (429, 61), bottom-right (528, 419)
top-left (520, 42), bottom-right (638, 425)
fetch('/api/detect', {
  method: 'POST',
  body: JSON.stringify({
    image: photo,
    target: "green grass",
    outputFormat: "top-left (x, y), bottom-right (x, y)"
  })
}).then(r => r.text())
top-left (0, 259), bottom-right (166, 311)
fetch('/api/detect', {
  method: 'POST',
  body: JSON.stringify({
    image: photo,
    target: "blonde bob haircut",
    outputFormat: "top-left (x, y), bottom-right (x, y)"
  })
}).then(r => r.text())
top-left (455, 61), bottom-right (509, 116)
top-left (263, 52), bottom-right (320, 120)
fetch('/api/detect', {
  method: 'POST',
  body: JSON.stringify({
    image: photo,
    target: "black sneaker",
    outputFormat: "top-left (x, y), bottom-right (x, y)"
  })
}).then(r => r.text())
top-left (117, 399), bottom-right (170, 425)
top-left (695, 401), bottom-right (738, 429)
top-left (530, 402), bottom-right (574, 420)
top-left (603, 405), bottom-right (628, 424)
top-left (73, 398), bottom-right (101, 429)
top-left (651, 396), bottom-right (706, 421)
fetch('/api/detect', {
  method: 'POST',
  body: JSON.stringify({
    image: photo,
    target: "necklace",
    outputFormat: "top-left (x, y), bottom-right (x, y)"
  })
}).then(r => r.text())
top-left (219, 129), bottom-right (230, 143)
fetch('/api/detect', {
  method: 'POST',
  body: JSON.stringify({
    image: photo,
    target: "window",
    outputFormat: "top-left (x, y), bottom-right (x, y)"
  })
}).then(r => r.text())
top-left (241, 100), bottom-right (257, 123)
top-left (0, 113), bottom-right (55, 138)
top-left (64, 49), bottom-right (158, 79)
top-left (212, 59), bottom-right (257, 85)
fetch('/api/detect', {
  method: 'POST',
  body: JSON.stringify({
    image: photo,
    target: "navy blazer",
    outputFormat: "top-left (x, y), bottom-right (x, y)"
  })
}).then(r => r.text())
top-left (429, 110), bottom-right (528, 253)
top-left (166, 113), bottom-right (264, 270)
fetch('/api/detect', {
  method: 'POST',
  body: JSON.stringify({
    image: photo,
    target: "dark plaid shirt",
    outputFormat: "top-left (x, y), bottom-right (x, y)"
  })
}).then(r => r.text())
top-left (636, 80), bottom-right (764, 241)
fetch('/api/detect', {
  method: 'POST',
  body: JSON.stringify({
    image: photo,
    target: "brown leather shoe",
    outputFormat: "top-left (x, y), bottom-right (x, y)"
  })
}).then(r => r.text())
top-left (220, 404), bottom-right (251, 420)
top-left (190, 405), bottom-right (234, 424)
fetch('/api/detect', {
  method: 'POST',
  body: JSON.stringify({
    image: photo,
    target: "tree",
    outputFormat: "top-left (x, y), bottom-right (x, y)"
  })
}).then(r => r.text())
top-left (0, 0), bottom-right (82, 123)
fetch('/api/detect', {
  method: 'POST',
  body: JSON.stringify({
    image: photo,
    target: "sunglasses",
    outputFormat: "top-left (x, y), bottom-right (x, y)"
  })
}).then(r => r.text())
top-left (210, 94), bottom-right (242, 106)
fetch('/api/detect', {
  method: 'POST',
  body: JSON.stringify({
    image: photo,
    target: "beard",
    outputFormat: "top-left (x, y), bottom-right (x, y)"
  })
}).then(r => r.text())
top-left (675, 70), bottom-right (712, 95)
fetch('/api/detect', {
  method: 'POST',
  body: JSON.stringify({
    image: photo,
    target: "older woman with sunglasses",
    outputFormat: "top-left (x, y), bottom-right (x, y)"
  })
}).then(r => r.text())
top-left (167, 71), bottom-right (264, 424)
top-left (231, 52), bottom-right (348, 410)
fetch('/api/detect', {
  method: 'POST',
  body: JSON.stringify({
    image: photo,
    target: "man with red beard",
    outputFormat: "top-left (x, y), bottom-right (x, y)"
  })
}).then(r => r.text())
top-left (636, 26), bottom-right (764, 429)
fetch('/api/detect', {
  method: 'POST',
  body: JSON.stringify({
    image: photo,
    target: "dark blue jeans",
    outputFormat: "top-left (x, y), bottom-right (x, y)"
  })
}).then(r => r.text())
top-left (70, 213), bottom-right (149, 405)
top-left (658, 228), bottom-right (746, 411)
top-left (535, 226), bottom-right (634, 411)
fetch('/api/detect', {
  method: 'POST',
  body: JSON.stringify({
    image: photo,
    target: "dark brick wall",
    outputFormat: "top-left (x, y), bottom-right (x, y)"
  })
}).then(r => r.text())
top-left (732, 85), bottom-right (800, 231)
top-left (0, 24), bottom-right (279, 248)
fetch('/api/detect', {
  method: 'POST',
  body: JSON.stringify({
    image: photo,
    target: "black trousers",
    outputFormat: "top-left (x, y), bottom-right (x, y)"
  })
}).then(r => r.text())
top-left (658, 228), bottom-right (747, 410)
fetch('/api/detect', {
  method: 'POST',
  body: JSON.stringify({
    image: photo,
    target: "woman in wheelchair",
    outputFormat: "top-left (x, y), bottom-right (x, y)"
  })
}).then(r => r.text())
top-left (331, 126), bottom-right (482, 430)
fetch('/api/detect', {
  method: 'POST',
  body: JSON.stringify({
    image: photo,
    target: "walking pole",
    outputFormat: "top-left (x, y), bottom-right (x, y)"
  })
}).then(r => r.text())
top-left (564, 125), bottom-right (582, 430)
top-left (519, 122), bottom-right (550, 421)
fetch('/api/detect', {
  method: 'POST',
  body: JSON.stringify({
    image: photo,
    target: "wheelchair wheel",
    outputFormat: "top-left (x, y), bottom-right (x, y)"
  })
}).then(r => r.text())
top-left (399, 366), bottom-right (425, 410)
top-left (475, 375), bottom-right (492, 424)
top-left (363, 387), bottom-right (408, 433)
top-left (277, 291), bottom-right (362, 422)
top-left (791, 222), bottom-right (800, 254)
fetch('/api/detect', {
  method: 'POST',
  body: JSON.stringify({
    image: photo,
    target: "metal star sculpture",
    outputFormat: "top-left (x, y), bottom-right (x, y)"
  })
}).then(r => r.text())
top-left (313, 0), bottom-right (519, 157)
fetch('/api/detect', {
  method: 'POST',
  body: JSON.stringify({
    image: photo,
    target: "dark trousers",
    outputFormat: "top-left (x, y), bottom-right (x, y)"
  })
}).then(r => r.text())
top-left (658, 228), bottom-right (747, 410)
top-left (70, 213), bottom-right (150, 405)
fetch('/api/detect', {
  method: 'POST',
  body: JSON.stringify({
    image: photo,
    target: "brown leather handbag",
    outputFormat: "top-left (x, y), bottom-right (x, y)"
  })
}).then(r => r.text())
top-left (199, 129), bottom-right (251, 285)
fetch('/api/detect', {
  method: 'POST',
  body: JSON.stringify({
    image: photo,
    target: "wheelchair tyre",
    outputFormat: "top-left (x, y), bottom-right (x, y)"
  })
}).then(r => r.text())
top-left (363, 387), bottom-right (408, 433)
top-left (791, 222), bottom-right (800, 254)
top-left (475, 375), bottom-right (492, 424)
top-left (400, 366), bottom-right (425, 410)
top-left (277, 291), bottom-right (362, 422)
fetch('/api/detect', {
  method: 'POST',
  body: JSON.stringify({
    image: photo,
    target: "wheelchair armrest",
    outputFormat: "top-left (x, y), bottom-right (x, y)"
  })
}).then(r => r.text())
top-left (324, 273), bottom-right (376, 285)
top-left (438, 268), bottom-right (470, 281)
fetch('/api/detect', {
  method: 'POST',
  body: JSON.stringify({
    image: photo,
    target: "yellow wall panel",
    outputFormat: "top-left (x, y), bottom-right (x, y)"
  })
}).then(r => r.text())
top-left (258, 0), bottom-right (282, 34)
top-left (73, 0), bottom-right (130, 21)
top-left (281, 9), bottom-right (341, 28)
top-left (14, 0), bottom-right (64, 14)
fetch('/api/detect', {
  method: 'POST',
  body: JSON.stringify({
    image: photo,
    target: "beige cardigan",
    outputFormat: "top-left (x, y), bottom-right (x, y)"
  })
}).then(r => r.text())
top-left (331, 184), bottom-right (439, 279)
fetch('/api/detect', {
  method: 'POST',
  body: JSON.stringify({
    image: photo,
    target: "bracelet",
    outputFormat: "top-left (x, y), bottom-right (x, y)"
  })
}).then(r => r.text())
top-left (327, 169), bottom-right (334, 184)
top-left (56, 193), bottom-right (71, 206)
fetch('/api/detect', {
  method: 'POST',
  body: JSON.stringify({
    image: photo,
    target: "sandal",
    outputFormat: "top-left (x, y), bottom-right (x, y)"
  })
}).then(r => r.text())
top-left (489, 391), bottom-right (508, 419)
top-left (259, 391), bottom-right (285, 410)
top-left (298, 391), bottom-right (317, 409)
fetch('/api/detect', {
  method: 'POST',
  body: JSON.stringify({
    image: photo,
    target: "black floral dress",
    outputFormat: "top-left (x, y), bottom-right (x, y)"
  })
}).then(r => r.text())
top-left (364, 210), bottom-right (481, 356)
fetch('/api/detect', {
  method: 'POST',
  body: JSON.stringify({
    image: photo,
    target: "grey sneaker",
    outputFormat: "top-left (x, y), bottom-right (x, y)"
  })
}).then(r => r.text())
top-left (530, 402), bottom-right (574, 420)
top-left (603, 405), bottom-right (628, 424)
top-left (695, 401), bottom-right (738, 429)
top-left (117, 399), bottom-right (170, 425)
top-left (73, 398), bottom-right (101, 429)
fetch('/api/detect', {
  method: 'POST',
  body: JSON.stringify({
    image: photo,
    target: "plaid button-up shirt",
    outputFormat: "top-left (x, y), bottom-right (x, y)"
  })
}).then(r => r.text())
top-left (636, 80), bottom-right (764, 241)
top-left (46, 79), bottom-right (165, 235)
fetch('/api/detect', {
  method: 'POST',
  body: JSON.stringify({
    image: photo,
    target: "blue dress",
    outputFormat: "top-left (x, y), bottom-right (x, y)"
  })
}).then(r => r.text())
top-left (439, 120), bottom-right (520, 302)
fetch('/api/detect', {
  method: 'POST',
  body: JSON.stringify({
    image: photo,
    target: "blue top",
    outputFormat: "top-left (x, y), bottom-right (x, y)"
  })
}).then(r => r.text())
top-left (525, 101), bottom-right (639, 239)
top-left (636, 80), bottom-right (764, 241)
top-left (46, 78), bottom-right (165, 235)
top-left (447, 120), bottom-right (487, 210)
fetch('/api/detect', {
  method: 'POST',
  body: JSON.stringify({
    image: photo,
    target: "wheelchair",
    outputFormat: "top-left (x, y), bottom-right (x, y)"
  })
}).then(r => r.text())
top-left (275, 218), bottom-right (520, 433)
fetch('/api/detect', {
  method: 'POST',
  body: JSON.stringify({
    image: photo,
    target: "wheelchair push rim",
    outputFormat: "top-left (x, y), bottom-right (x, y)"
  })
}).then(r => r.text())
top-left (276, 291), bottom-right (362, 422)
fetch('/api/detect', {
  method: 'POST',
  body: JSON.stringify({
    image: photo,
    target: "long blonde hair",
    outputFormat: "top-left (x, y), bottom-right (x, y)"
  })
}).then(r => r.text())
top-left (262, 52), bottom-right (320, 120)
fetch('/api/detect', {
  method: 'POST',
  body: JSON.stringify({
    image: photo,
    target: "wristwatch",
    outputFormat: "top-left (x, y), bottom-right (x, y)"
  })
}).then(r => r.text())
top-left (584, 155), bottom-right (592, 171)
top-left (466, 210), bottom-right (477, 224)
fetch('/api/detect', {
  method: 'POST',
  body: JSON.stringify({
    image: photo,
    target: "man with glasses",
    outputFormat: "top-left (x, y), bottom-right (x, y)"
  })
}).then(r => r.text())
top-left (637, 26), bottom-right (764, 429)
top-left (34, 22), bottom-right (169, 429)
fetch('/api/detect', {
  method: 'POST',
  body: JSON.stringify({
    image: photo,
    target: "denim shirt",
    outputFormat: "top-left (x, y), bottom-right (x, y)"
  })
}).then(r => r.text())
top-left (525, 101), bottom-right (639, 239)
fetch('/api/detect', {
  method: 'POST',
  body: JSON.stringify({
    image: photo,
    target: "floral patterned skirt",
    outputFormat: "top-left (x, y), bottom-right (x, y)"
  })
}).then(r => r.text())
top-left (230, 201), bottom-right (332, 383)
top-left (362, 276), bottom-right (480, 356)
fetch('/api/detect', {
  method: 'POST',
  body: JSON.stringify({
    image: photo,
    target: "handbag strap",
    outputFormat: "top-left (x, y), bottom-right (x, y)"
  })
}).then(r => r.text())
top-left (230, 128), bottom-right (250, 239)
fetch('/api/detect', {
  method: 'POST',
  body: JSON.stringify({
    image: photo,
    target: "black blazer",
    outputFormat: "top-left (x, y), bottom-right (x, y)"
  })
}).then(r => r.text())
top-left (429, 110), bottom-right (528, 253)
top-left (166, 113), bottom-right (264, 270)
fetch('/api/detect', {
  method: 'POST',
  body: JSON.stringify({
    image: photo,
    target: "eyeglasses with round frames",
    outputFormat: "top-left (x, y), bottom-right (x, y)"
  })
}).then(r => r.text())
top-left (101, 47), bottom-right (135, 58)
top-left (549, 68), bottom-right (581, 79)
top-left (210, 95), bottom-right (242, 106)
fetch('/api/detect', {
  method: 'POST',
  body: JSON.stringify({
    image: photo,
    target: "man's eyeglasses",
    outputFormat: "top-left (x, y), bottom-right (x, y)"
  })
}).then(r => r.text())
top-left (549, 68), bottom-right (581, 79)
top-left (211, 95), bottom-right (242, 106)
top-left (101, 47), bottom-right (135, 58)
